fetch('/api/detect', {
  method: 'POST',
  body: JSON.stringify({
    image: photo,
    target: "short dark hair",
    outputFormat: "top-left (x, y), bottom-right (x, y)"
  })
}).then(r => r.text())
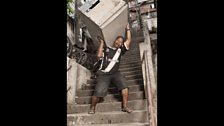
top-left (116, 36), bottom-right (125, 43)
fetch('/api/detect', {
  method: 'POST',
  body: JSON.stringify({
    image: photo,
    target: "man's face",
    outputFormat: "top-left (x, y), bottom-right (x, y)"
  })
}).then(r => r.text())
top-left (114, 37), bottom-right (123, 48)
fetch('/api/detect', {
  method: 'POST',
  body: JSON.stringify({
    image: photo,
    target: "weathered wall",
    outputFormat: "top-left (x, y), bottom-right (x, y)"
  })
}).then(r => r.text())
top-left (67, 58), bottom-right (77, 104)
top-left (67, 58), bottom-right (91, 104)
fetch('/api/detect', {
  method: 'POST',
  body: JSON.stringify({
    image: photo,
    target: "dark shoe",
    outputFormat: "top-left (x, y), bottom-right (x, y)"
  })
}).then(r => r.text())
top-left (122, 107), bottom-right (133, 113)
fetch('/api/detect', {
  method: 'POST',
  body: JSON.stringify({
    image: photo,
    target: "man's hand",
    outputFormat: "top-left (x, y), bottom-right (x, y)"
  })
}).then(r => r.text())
top-left (96, 35), bottom-right (104, 59)
top-left (124, 23), bottom-right (131, 49)
top-left (126, 23), bottom-right (130, 30)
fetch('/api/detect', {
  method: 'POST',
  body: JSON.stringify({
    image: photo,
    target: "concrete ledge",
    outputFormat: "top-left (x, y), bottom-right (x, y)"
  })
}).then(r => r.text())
top-left (121, 70), bottom-right (142, 76)
top-left (76, 84), bottom-right (144, 97)
top-left (75, 91), bottom-right (145, 104)
top-left (119, 62), bottom-right (142, 68)
top-left (119, 66), bottom-right (142, 72)
top-left (67, 99), bottom-right (147, 114)
top-left (84, 79), bottom-right (143, 90)
top-left (74, 123), bottom-right (149, 126)
top-left (67, 110), bottom-right (149, 125)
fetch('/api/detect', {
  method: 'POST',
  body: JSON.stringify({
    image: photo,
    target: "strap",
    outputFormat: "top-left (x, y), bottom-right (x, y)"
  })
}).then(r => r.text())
top-left (101, 48), bottom-right (121, 72)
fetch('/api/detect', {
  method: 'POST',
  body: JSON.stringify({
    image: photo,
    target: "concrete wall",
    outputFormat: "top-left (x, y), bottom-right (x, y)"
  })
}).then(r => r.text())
top-left (139, 24), bottom-right (157, 125)
top-left (67, 58), bottom-right (91, 104)
top-left (139, 23), bottom-right (157, 98)
top-left (67, 58), bottom-right (77, 104)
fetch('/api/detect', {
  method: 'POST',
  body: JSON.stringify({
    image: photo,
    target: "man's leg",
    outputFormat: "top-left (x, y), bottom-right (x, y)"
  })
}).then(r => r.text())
top-left (121, 87), bottom-right (132, 113)
top-left (88, 73), bottom-right (111, 114)
top-left (112, 72), bottom-right (132, 113)
top-left (88, 96), bottom-right (99, 114)
top-left (121, 88), bottom-right (128, 108)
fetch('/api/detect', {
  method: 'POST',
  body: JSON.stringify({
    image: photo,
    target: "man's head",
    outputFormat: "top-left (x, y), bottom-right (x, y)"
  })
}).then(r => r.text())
top-left (114, 36), bottom-right (125, 48)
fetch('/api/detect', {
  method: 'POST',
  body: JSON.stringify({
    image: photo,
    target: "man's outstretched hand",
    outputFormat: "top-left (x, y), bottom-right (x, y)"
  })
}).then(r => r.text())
top-left (126, 23), bottom-right (130, 30)
top-left (124, 23), bottom-right (131, 49)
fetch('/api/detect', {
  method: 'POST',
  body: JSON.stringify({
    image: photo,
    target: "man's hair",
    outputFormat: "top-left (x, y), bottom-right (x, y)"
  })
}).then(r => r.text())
top-left (116, 36), bottom-right (125, 43)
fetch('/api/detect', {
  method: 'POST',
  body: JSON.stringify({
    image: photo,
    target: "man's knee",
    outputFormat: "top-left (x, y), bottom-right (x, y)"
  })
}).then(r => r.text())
top-left (121, 87), bottom-right (128, 94)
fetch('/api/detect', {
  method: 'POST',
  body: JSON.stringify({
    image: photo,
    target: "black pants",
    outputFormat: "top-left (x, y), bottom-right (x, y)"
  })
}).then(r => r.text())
top-left (93, 71), bottom-right (128, 97)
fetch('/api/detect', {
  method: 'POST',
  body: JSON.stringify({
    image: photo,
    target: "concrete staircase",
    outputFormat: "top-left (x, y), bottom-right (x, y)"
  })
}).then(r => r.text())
top-left (67, 30), bottom-right (149, 126)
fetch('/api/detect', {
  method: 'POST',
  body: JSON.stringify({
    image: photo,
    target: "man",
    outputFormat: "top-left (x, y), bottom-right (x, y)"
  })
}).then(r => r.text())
top-left (88, 23), bottom-right (132, 114)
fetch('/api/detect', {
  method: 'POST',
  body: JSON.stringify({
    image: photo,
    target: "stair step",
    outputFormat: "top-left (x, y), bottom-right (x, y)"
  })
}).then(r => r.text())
top-left (74, 123), bottom-right (149, 126)
top-left (120, 70), bottom-right (142, 76)
top-left (120, 60), bottom-right (141, 65)
top-left (83, 79), bottom-right (143, 90)
top-left (77, 84), bottom-right (144, 97)
top-left (121, 54), bottom-right (140, 60)
top-left (119, 66), bottom-right (142, 72)
top-left (125, 74), bottom-right (143, 80)
top-left (119, 62), bottom-right (142, 68)
top-left (86, 73), bottom-right (143, 86)
top-left (68, 99), bottom-right (147, 114)
top-left (123, 53), bottom-right (140, 56)
top-left (122, 54), bottom-right (140, 58)
top-left (121, 56), bottom-right (141, 62)
top-left (67, 110), bottom-right (149, 125)
top-left (75, 91), bottom-right (145, 104)
top-left (86, 78), bottom-right (143, 85)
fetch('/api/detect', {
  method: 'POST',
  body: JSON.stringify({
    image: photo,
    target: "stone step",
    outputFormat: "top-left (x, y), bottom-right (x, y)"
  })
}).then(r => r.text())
top-left (125, 74), bottom-right (143, 80)
top-left (122, 50), bottom-right (140, 54)
top-left (86, 78), bottom-right (143, 85)
top-left (121, 54), bottom-right (140, 60)
top-left (74, 123), bottom-right (149, 126)
top-left (119, 62), bottom-right (142, 68)
top-left (120, 57), bottom-right (141, 63)
top-left (119, 60), bottom-right (141, 65)
top-left (75, 91), bottom-right (145, 104)
top-left (68, 99), bottom-right (147, 114)
top-left (73, 122), bottom-right (149, 126)
top-left (77, 84), bottom-right (144, 97)
top-left (120, 70), bottom-right (142, 76)
top-left (83, 79), bottom-right (143, 90)
top-left (119, 66), bottom-right (142, 72)
top-left (67, 110), bottom-right (149, 125)
top-left (122, 52), bottom-right (140, 56)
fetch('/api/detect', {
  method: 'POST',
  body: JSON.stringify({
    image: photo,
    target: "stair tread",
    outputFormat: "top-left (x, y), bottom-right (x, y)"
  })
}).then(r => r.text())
top-left (119, 66), bottom-right (142, 72)
top-left (76, 91), bottom-right (144, 98)
top-left (78, 84), bottom-right (144, 92)
top-left (86, 78), bottom-right (143, 85)
top-left (76, 84), bottom-right (144, 98)
top-left (68, 99), bottom-right (147, 114)
top-left (73, 99), bottom-right (146, 106)
top-left (67, 109), bottom-right (148, 116)
top-left (125, 73), bottom-right (143, 77)
top-left (75, 91), bottom-right (145, 104)
top-left (120, 60), bottom-right (141, 65)
top-left (74, 123), bottom-right (149, 126)
top-left (67, 110), bottom-right (149, 125)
